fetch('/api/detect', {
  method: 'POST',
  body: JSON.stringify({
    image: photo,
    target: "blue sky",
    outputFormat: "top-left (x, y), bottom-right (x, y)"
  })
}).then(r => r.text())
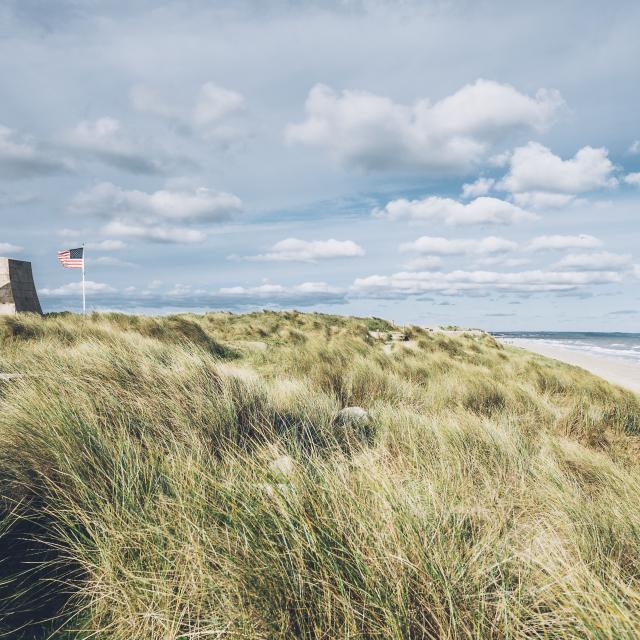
top-left (1, 0), bottom-right (639, 329)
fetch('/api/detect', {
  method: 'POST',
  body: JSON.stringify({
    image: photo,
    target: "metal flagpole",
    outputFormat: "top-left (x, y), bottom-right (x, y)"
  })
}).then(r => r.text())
top-left (82, 243), bottom-right (86, 315)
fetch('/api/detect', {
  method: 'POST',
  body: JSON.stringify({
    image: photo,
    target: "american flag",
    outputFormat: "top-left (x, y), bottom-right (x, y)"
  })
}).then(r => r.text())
top-left (58, 247), bottom-right (84, 269)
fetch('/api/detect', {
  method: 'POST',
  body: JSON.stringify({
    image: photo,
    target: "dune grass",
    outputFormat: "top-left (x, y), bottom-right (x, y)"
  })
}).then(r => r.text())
top-left (0, 310), bottom-right (639, 639)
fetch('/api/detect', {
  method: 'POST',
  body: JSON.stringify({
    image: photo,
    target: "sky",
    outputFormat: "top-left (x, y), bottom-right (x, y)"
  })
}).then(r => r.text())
top-left (1, 0), bottom-right (639, 330)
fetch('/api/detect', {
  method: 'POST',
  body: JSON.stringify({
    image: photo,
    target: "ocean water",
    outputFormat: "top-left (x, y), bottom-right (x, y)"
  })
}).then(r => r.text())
top-left (491, 332), bottom-right (640, 365)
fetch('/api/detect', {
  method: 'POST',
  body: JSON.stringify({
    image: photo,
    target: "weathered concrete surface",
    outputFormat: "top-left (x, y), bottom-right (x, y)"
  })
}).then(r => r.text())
top-left (0, 257), bottom-right (43, 314)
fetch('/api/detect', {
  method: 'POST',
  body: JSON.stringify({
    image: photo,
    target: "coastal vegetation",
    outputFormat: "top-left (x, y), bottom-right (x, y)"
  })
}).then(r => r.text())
top-left (1, 310), bottom-right (639, 639)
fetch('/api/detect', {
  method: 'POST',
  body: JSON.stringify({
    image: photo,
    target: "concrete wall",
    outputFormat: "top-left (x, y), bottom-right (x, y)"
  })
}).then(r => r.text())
top-left (0, 258), bottom-right (43, 314)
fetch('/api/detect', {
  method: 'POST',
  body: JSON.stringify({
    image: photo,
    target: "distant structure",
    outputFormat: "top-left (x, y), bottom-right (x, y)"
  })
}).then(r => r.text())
top-left (0, 258), bottom-right (43, 314)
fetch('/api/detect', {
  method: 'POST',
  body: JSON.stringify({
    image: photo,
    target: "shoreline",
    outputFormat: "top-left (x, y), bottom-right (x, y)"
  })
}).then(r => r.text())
top-left (502, 338), bottom-right (640, 395)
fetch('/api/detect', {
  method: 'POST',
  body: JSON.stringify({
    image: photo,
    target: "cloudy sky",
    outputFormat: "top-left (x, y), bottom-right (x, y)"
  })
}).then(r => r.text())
top-left (1, 0), bottom-right (639, 329)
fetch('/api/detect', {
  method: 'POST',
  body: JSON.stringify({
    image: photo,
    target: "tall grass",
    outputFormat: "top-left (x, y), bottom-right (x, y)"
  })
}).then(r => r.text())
top-left (0, 311), bottom-right (639, 638)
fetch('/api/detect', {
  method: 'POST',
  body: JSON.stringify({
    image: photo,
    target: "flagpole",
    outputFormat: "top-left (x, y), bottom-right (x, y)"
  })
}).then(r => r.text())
top-left (82, 243), bottom-right (86, 316)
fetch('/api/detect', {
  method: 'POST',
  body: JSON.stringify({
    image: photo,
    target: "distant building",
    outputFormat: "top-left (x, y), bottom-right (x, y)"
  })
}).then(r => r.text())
top-left (0, 258), bottom-right (43, 314)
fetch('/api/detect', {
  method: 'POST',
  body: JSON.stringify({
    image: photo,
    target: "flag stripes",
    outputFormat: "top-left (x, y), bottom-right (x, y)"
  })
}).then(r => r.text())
top-left (58, 247), bottom-right (84, 269)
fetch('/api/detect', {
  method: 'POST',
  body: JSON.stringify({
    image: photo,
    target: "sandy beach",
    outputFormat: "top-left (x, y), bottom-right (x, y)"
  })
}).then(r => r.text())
top-left (504, 338), bottom-right (640, 395)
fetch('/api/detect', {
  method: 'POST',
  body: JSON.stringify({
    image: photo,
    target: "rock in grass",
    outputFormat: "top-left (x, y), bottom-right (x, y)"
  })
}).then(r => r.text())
top-left (333, 407), bottom-right (373, 448)
top-left (0, 373), bottom-right (21, 381)
top-left (269, 454), bottom-right (295, 479)
top-left (335, 406), bottom-right (369, 426)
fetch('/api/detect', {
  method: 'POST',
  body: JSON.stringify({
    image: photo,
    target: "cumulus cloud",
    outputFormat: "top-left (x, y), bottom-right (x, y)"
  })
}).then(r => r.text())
top-left (510, 192), bottom-right (577, 209)
top-left (219, 281), bottom-right (345, 300)
top-left (526, 234), bottom-right (602, 251)
top-left (193, 82), bottom-right (245, 139)
top-left (352, 268), bottom-right (622, 297)
top-left (235, 238), bottom-right (365, 262)
top-left (629, 140), bottom-right (640, 154)
top-left (0, 242), bottom-right (23, 254)
top-left (63, 117), bottom-right (166, 174)
top-left (0, 124), bottom-right (69, 178)
top-left (375, 195), bottom-right (536, 225)
top-left (402, 256), bottom-right (443, 270)
top-left (286, 80), bottom-right (564, 172)
top-left (102, 220), bottom-right (207, 244)
top-left (474, 256), bottom-right (530, 267)
top-left (131, 81), bottom-right (244, 142)
top-left (624, 172), bottom-right (640, 185)
top-left (498, 142), bottom-right (617, 207)
top-left (461, 177), bottom-right (495, 199)
top-left (68, 182), bottom-right (242, 244)
top-left (400, 235), bottom-right (517, 256)
top-left (69, 182), bottom-right (242, 222)
top-left (553, 251), bottom-right (632, 271)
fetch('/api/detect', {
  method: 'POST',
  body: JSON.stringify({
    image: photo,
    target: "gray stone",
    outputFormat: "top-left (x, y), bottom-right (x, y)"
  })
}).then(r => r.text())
top-left (269, 454), bottom-right (295, 479)
top-left (335, 406), bottom-right (370, 425)
top-left (0, 373), bottom-right (22, 381)
top-left (0, 257), bottom-right (43, 314)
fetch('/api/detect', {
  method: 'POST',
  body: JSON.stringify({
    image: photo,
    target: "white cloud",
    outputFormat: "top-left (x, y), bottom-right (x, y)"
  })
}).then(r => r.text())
top-left (400, 235), bottom-right (518, 256)
top-left (219, 281), bottom-right (343, 297)
top-left (102, 220), bottom-right (207, 244)
top-left (624, 172), bottom-right (640, 185)
top-left (526, 234), bottom-right (602, 251)
top-left (375, 195), bottom-right (536, 225)
top-left (40, 277), bottom-right (349, 312)
top-left (193, 82), bottom-right (245, 139)
top-left (553, 251), bottom-right (632, 271)
top-left (40, 280), bottom-right (116, 296)
top-left (63, 117), bottom-right (164, 174)
top-left (488, 151), bottom-right (512, 167)
top-left (69, 182), bottom-right (242, 244)
top-left (629, 140), bottom-right (640, 154)
top-left (70, 182), bottom-right (241, 222)
top-left (461, 177), bottom-right (495, 198)
top-left (286, 79), bottom-right (564, 172)
top-left (0, 242), bottom-right (23, 254)
top-left (131, 82), bottom-right (244, 141)
top-left (498, 142), bottom-right (617, 207)
top-left (511, 192), bottom-right (577, 208)
top-left (352, 268), bottom-right (622, 297)
top-left (0, 124), bottom-right (68, 178)
top-left (237, 238), bottom-right (365, 262)
top-left (402, 256), bottom-right (443, 270)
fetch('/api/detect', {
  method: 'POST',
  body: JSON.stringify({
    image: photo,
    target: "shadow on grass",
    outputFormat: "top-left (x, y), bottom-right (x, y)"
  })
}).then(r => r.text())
top-left (0, 512), bottom-right (79, 639)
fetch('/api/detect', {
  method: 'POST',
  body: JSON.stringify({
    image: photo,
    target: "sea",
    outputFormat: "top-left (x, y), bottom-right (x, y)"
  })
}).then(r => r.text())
top-left (490, 332), bottom-right (640, 365)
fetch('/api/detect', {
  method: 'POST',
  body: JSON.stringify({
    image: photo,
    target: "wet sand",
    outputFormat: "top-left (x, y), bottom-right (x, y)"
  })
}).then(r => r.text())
top-left (504, 338), bottom-right (640, 395)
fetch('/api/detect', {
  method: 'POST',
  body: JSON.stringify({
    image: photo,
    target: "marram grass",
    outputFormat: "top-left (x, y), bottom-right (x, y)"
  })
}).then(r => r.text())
top-left (0, 311), bottom-right (639, 639)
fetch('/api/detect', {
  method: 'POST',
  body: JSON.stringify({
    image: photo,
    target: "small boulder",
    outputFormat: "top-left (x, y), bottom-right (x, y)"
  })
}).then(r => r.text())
top-left (333, 407), bottom-right (373, 448)
top-left (335, 406), bottom-right (369, 425)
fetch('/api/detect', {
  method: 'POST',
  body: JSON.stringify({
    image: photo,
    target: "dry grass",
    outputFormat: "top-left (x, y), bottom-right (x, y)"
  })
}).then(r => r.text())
top-left (0, 310), bottom-right (639, 639)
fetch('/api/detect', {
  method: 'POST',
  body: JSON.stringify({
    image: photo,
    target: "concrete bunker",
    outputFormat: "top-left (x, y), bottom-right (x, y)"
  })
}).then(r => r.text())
top-left (0, 258), bottom-right (43, 315)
